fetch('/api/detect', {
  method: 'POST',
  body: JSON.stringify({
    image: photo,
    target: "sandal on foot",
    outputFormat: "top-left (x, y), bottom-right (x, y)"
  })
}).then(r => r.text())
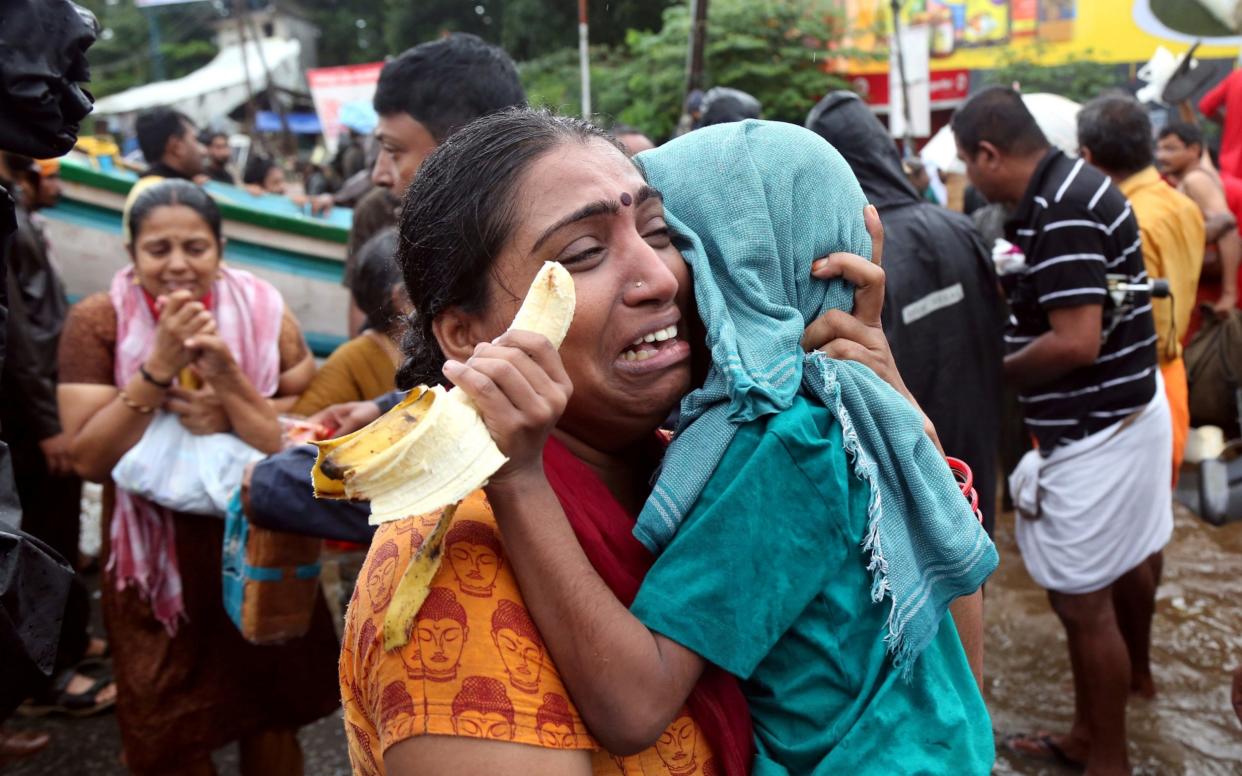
top-left (19, 670), bottom-right (116, 718)
top-left (1004, 732), bottom-right (1086, 770)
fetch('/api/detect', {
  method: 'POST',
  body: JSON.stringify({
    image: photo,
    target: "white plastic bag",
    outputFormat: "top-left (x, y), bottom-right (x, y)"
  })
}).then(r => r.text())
top-left (112, 412), bottom-right (266, 517)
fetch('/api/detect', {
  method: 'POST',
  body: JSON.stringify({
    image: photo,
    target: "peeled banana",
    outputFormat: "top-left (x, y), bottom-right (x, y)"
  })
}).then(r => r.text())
top-left (312, 260), bottom-right (576, 521)
top-left (509, 258), bottom-right (576, 350)
top-left (310, 262), bottom-right (575, 649)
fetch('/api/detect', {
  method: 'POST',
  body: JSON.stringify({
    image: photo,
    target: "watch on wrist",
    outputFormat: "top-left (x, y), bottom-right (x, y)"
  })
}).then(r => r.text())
top-left (140, 363), bottom-right (174, 388)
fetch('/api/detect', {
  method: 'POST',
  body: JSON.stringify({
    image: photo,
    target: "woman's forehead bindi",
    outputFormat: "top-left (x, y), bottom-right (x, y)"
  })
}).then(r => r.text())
top-left (620, 191), bottom-right (633, 207)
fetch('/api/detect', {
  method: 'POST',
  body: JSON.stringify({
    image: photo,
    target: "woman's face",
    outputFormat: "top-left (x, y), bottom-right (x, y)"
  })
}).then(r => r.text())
top-left (130, 204), bottom-right (221, 301)
top-left (464, 139), bottom-right (694, 451)
top-left (263, 165), bottom-right (286, 194)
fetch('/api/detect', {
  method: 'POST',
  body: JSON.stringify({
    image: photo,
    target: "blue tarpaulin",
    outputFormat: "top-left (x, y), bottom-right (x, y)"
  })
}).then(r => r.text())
top-left (337, 100), bottom-right (378, 134)
top-left (255, 111), bottom-right (322, 134)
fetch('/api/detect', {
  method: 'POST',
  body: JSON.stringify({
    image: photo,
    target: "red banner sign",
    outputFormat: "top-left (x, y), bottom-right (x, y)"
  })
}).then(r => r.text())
top-left (306, 62), bottom-right (385, 154)
top-left (849, 68), bottom-right (971, 109)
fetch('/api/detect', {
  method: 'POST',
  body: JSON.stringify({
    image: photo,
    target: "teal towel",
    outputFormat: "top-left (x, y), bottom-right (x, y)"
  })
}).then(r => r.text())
top-left (634, 120), bottom-right (998, 671)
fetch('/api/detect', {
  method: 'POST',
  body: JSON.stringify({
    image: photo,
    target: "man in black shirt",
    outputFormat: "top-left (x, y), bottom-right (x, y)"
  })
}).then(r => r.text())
top-left (953, 87), bottom-right (1172, 775)
top-left (135, 108), bottom-right (205, 181)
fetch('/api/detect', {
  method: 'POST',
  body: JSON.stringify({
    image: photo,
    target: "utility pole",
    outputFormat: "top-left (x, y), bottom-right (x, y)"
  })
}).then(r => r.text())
top-left (685, 0), bottom-right (708, 95)
top-left (890, 0), bottom-right (914, 155)
top-left (234, 0), bottom-right (259, 144)
top-left (578, 0), bottom-right (591, 118)
top-left (245, 8), bottom-right (295, 156)
top-left (144, 5), bottom-right (167, 82)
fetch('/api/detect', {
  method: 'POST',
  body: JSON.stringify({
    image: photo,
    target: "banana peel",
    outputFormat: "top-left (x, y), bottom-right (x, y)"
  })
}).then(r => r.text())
top-left (309, 261), bottom-right (575, 648)
top-left (382, 502), bottom-right (456, 650)
top-left (310, 387), bottom-right (433, 500)
top-left (313, 384), bottom-right (507, 523)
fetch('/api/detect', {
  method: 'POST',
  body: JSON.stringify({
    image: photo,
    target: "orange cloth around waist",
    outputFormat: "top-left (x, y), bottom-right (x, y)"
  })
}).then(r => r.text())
top-left (1160, 358), bottom-right (1190, 486)
top-left (339, 491), bottom-right (718, 776)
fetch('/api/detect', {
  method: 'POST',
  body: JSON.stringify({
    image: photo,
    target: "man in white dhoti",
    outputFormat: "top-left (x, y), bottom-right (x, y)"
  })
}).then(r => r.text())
top-left (954, 87), bottom-right (1173, 776)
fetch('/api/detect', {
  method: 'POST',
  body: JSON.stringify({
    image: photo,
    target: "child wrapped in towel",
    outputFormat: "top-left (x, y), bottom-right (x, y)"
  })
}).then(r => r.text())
top-left (522, 120), bottom-right (1000, 775)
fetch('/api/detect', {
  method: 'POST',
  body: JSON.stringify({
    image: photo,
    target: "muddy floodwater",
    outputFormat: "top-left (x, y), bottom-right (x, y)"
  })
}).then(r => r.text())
top-left (986, 487), bottom-right (1242, 774)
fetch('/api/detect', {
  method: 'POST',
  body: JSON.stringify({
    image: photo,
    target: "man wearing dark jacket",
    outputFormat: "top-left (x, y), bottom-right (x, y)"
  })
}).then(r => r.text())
top-left (1, 156), bottom-right (77, 527)
top-left (807, 91), bottom-right (1004, 532)
top-left (0, 161), bottom-right (104, 714)
top-left (0, 0), bottom-right (98, 759)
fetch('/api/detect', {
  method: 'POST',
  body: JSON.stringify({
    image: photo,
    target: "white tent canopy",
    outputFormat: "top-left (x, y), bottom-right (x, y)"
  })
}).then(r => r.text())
top-left (94, 38), bottom-right (303, 128)
top-left (920, 92), bottom-right (1082, 176)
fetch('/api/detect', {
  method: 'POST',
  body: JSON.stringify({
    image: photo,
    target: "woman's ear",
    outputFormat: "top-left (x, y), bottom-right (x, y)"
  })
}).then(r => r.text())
top-left (433, 307), bottom-right (486, 363)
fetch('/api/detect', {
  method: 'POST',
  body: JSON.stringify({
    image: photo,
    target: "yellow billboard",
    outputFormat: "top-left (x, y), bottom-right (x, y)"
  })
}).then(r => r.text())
top-left (843, 0), bottom-right (1242, 74)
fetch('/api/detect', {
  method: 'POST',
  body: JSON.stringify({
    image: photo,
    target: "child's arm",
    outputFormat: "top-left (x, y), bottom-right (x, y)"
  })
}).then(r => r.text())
top-left (949, 590), bottom-right (985, 690)
top-left (443, 331), bottom-right (706, 754)
top-left (486, 471), bottom-right (705, 755)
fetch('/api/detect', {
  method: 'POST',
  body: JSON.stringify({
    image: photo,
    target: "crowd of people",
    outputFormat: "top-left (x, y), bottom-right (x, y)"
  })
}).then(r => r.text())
top-left (2, 4), bottom-right (1242, 776)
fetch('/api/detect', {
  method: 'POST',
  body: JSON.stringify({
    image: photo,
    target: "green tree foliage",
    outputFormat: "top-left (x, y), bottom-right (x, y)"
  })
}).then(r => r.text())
top-left (522, 0), bottom-right (855, 141)
top-left (79, 0), bottom-right (220, 99)
top-left (500, 0), bottom-right (674, 61)
top-left (372, 0), bottom-right (673, 61)
top-left (302, 0), bottom-right (388, 66)
top-left (381, 0), bottom-right (495, 56)
top-left (82, 0), bottom-right (854, 140)
top-left (80, 0), bottom-right (675, 99)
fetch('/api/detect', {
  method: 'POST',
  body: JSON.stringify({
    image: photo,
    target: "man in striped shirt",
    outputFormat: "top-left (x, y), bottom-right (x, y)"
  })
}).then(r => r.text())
top-left (954, 87), bottom-right (1173, 776)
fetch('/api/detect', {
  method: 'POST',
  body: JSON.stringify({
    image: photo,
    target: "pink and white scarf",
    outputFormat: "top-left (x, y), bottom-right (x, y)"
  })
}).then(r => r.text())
top-left (109, 265), bottom-right (284, 634)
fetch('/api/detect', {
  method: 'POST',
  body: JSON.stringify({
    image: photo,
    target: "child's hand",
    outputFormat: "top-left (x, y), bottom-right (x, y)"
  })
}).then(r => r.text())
top-left (801, 205), bottom-right (941, 450)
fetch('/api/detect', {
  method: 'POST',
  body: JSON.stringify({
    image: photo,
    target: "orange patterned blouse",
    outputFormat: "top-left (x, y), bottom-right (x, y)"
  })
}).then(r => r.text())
top-left (340, 491), bottom-right (720, 776)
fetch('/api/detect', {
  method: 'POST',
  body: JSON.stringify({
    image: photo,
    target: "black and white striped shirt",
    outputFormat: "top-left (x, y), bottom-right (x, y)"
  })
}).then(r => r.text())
top-left (1004, 150), bottom-right (1157, 450)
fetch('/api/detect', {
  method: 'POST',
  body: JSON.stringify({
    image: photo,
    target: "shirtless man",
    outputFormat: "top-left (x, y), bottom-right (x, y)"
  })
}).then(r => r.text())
top-left (1156, 121), bottom-right (1241, 317)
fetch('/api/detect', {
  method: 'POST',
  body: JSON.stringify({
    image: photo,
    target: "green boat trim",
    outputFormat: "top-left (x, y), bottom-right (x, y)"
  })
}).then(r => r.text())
top-left (60, 159), bottom-right (350, 245)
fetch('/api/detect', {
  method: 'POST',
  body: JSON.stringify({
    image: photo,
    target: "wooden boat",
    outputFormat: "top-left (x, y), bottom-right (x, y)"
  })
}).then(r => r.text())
top-left (44, 156), bottom-right (352, 357)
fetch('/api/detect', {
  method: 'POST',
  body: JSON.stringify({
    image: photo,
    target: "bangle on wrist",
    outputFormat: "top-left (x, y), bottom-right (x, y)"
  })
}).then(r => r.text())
top-left (140, 363), bottom-right (173, 388)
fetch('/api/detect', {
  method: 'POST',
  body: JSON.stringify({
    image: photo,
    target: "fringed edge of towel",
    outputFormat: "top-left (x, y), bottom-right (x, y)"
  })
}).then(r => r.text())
top-left (816, 359), bottom-right (925, 679)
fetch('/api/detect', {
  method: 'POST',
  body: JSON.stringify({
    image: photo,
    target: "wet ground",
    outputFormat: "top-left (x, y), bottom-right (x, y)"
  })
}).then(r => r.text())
top-left (988, 474), bottom-right (1242, 775)
top-left (3, 708), bottom-right (350, 775)
top-left (2, 570), bottom-right (351, 775)
top-left (5, 486), bottom-right (1241, 774)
